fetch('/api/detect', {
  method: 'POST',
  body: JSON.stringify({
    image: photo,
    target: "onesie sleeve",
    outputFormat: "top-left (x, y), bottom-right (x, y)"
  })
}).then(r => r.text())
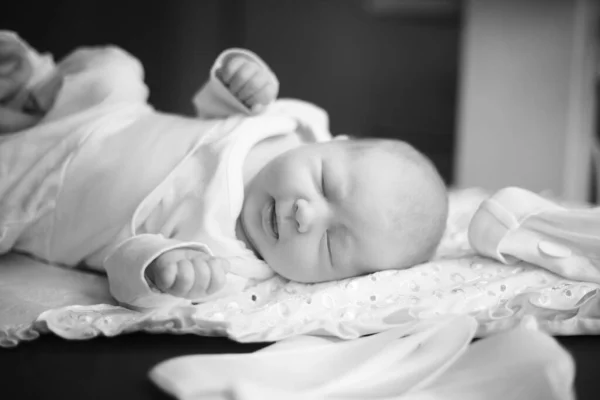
top-left (43, 45), bottom-right (149, 121)
top-left (264, 99), bottom-right (333, 143)
top-left (103, 234), bottom-right (250, 309)
top-left (192, 48), bottom-right (274, 119)
top-left (57, 46), bottom-right (149, 103)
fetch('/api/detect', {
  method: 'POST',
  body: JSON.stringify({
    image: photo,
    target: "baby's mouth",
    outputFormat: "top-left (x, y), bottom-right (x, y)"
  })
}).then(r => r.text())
top-left (266, 199), bottom-right (279, 239)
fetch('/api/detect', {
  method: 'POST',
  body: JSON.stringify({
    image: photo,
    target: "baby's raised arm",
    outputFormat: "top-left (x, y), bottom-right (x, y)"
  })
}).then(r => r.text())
top-left (145, 248), bottom-right (230, 299)
top-left (0, 31), bottom-right (58, 133)
top-left (193, 49), bottom-right (279, 118)
top-left (216, 51), bottom-right (279, 113)
top-left (0, 32), bottom-right (150, 133)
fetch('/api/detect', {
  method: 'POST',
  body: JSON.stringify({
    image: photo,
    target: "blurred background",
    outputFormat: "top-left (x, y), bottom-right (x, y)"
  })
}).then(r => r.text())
top-left (2, 0), bottom-right (598, 203)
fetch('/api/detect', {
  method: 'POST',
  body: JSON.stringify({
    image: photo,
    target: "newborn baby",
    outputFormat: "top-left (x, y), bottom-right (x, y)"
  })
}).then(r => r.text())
top-left (0, 32), bottom-right (448, 309)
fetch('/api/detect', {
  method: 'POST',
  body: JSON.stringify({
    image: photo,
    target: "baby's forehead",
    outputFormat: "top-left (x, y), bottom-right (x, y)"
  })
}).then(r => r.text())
top-left (321, 140), bottom-right (396, 164)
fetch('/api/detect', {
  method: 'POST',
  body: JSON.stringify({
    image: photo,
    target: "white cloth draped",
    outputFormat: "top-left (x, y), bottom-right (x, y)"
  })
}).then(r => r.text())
top-left (149, 316), bottom-right (574, 400)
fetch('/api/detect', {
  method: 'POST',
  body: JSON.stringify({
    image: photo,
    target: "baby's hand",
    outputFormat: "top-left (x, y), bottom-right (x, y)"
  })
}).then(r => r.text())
top-left (145, 249), bottom-right (230, 299)
top-left (217, 53), bottom-right (279, 112)
top-left (0, 32), bottom-right (32, 105)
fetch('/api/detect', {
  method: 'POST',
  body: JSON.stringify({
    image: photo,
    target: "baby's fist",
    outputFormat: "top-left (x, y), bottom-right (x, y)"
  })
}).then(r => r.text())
top-left (217, 52), bottom-right (279, 112)
top-left (0, 32), bottom-right (32, 104)
top-left (145, 249), bottom-right (230, 299)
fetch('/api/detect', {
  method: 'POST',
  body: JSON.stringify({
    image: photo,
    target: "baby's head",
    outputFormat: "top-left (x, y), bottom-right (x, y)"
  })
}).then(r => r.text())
top-left (240, 136), bottom-right (448, 283)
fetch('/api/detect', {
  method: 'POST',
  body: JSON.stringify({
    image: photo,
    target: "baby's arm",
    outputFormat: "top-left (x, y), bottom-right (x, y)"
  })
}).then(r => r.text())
top-left (0, 32), bottom-right (149, 132)
top-left (193, 49), bottom-right (279, 118)
top-left (0, 31), bottom-right (58, 133)
top-left (145, 248), bottom-right (229, 299)
top-left (45, 45), bottom-right (148, 120)
top-left (103, 234), bottom-right (239, 309)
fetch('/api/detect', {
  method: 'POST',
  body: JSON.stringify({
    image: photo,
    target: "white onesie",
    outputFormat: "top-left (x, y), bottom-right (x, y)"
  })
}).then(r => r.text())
top-left (0, 44), bottom-right (332, 309)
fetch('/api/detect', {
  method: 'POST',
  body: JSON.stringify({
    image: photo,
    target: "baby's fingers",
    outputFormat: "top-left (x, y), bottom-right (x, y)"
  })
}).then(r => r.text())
top-left (169, 259), bottom-right (195, 297)
top-left (230, 64), bottom-right (261, 98)
top-left (145, 261), bottom-right (172, 290)
top-left (187, 256), bottom-right (211, 298)
top-left (187, 256), bottom-right (229, 298)
top-left (243, 80), bottom-right (279, 109)
top-left (218, 55), bottom-right (246, 87)
top-left (237, 70), bottom-right (278, 104)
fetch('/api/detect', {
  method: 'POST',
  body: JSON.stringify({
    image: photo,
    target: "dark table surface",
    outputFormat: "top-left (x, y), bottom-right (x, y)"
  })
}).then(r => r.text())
top-left (1, 333), bottom-right (598, 399)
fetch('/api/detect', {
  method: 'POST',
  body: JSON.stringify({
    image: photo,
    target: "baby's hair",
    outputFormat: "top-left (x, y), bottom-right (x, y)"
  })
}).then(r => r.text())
top-left (342, 136), bottom-right (449, 268)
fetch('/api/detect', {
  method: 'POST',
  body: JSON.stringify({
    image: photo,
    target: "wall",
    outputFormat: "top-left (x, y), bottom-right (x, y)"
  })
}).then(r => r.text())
top-left (238, 0), bottom-right (461, 183)
top-left (2, 0), bottom-right (461, 183)
top-left (454, 0), bottom-right (598, 201)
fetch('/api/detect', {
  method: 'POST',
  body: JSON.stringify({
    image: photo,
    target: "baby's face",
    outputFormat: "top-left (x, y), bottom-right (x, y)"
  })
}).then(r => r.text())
top-left (240, 140), bottom-right (416, 283)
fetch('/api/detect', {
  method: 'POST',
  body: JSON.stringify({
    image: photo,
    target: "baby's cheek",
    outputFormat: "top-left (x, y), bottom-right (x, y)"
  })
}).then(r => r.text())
top-left (268, 246), bottom-right (316, 283)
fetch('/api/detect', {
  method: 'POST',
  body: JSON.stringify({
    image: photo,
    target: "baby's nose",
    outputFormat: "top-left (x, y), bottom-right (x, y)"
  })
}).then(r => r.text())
top-left (295, 198), bottom-right (315, 233)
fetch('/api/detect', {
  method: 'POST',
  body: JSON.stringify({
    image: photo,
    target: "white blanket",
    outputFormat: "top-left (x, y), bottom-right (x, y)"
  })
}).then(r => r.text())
top-left (149, 316), bottom-right (574, 400)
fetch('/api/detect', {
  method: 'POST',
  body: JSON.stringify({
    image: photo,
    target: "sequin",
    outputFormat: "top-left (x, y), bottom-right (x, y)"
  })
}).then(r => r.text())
top-left (277, 303), bottom-right (292, 317)
top-left (210, 312), bottom-right (225, 321)
top-left (322, 294), bottom-right (335, 309)
top-left (250, 294), bottom-right (258, 302)
top-left (409, 281), bottom-right (420, 292)
top-left (490, 306), bottom-right (514, 318)
top-left (284, 287), bottom-right (297, 294)
top-left (164, 321), bottom-right (175, 329)
top-left (344, 281), bottom-right (358, 290)
top-left (340, 309), bottom-right (356, 321)
top-left (370, 295), bottom-right (378, 302)
top-left (500, 284), bottom-right (507, 292)
top-left (538, 276), bottom-right (549, 285)
top-left (552, 283), bottom-right (569, 291)
top-left (564, 289), bottom-right (573, 298)
top-left (77, 314), bottom-right (93, 323)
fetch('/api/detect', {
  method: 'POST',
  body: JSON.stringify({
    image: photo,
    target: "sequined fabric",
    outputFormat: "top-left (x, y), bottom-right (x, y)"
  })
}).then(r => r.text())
top-left (3, 188), bottom-right (600, 346)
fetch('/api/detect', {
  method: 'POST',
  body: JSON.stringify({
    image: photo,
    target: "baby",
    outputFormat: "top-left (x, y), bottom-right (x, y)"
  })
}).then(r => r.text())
top-left (0, 32), bottom-right (448, 309)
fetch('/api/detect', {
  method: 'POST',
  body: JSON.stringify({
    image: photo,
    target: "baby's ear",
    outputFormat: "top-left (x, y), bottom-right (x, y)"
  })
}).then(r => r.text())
top-left (333, 134), bottom-right (350, 141)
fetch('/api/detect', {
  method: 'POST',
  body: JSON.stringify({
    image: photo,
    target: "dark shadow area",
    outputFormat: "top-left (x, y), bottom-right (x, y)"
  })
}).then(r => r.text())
top-left (1, 0), bottom-right (460, 183)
